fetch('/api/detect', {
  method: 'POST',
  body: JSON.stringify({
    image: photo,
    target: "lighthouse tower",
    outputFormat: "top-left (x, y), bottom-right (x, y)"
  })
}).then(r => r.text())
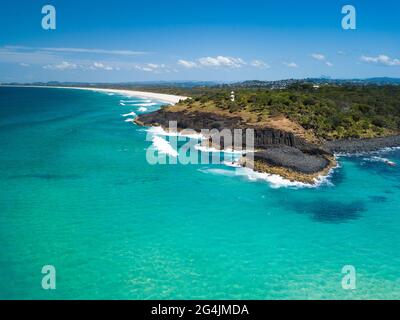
top-left (230, 91), bottom-right (235, 102)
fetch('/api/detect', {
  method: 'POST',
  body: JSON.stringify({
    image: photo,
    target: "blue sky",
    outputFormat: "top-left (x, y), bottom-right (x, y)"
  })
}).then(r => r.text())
top-left (1, 0), bottom-right (399, 82)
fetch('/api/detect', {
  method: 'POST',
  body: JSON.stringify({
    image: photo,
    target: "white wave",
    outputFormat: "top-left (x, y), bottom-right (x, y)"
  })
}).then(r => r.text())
top-left (151, 136), bottom-right (179, 157)
top-left (364, 156), bottom-right (389, 162)
top-left (378, 146), bottom-right (400, 153)
top-left (222, 161), bottom-right (242, 168)
top-left (124, 118), bottom-right (135, 122)
top-left (147, 126), bottom-right (175, 137)
top-left (120, 99), bottom-right (151, 103)
top-left (147, 126), bottom-right (206, 140)
top-left (194, 144), bottom-right (250, 154)
top-left (194, 144), bottom-right (220, 153)
top-left (362, 155), bottom-right (396, 165)
top-left (136, 102), bottom-right (158, 107)
top-left (138, 107), bottom-right (148, 112)
top-left (335, 146), bottom-right (400, 158)
top-left (199, 162), bottom-right (337, 189)
top-left (120, 100), bottom-right (157, 107)
top-left (199, 168), bottom-right (238, 177)
top-left (122, 111), bottom-right (137, 117)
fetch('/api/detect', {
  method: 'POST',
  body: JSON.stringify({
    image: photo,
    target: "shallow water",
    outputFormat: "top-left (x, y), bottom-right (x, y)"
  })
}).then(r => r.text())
top-left (0, 87), bottom-right (399, 299)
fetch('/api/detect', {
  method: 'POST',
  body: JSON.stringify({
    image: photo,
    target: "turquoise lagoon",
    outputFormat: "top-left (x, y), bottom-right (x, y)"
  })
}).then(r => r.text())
top-left (0, 87), bottom-right (399, 299)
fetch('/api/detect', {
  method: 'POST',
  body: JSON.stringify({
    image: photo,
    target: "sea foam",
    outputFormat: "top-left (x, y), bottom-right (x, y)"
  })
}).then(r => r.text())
top-left (147, 126), bottom-right (206, 140)
top-left (151, 136), bottom-right (179, 157)
top-left (122, 112), bottom-right (137, 117)
top-left (136, 102), bottom-right (158, 107)
top-left (194, 144), bottom-right (251, 154)
top-left (120, 99), bottom-right (152, 103)
top-left (335, 146), bottom-right (400, 158)
top-left (199, 166), bottom-right (335, 189)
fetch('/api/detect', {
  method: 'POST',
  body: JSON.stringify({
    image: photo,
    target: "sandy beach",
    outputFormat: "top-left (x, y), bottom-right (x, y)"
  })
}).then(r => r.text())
top-left (0, 85), bottom-right (188, 105)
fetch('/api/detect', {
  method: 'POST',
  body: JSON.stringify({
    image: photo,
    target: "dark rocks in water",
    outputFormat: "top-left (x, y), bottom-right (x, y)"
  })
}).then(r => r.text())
top-left (8, 173), bottom-right (80, 180)
top-left (253, 146), bottom-right (330, 174)
top-left (325, 135), bottom-right (400, 153)
top-left (293, 199), bottom-right (365, 223)
top-left (368, 195), bottom-right (388, 203)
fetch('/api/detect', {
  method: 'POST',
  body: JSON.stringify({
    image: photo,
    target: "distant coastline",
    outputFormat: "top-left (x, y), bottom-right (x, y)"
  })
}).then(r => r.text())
top-left (0, 85), bottom-right (188, 105)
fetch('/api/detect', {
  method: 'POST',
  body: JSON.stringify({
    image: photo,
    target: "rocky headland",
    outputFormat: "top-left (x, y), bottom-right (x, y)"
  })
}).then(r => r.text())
top-left (134, 104), bottom-right (400, 184)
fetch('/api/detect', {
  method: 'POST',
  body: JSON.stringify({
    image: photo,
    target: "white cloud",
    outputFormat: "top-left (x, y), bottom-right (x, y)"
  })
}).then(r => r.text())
top-left (90, 62), bottom-right (113, 71)
top-left (250, 59), bottom-right (270, 69)
top-left (178, 56), bottom-right (250, 69)
top-left (177, 59), bottom-right (198, 68)
top-left (360, 54), bottom-right (400, 66)
top-left (43, 61), bottom-right (78, 70)
top-left (198, 56), bottom-right (245, 68)
top-left (311, 53), bottom-right (333, 67)
top-left (5, 45), bottom-right (149, 56)
top-left (134, 63), bottom-right (175, 73)
top-left (283, 62), bottom-right (298, 68)
top-left (135, 66), bottom-right (153, 72)
top-left (0, 47), bottom-right (59, 64)
top-left (43, 61), bottom-right (116, 71)
top-left (311, 53), bottom-right (326, 61)
top-left (1, 45), bottom-right (178, 74)
top-left (147, 63), bottom-right (160, 69)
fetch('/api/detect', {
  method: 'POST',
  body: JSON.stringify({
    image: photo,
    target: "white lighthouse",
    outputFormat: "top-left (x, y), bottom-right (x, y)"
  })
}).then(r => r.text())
top-left (230, 91), bottom-right (235, 102)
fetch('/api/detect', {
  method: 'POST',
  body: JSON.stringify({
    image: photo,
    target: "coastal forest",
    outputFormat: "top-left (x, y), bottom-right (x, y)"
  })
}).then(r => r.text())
top-left (174, 84), bottom-right (400, 140)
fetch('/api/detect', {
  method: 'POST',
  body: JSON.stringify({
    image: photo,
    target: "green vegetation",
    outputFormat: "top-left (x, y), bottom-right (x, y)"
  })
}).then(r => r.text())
top-left (174, 84), bottom-right (400, 139)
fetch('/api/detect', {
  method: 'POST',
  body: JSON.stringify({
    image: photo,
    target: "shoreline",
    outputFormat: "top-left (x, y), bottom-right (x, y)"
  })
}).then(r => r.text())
top-left (0, 84), bottom-right (188, 105)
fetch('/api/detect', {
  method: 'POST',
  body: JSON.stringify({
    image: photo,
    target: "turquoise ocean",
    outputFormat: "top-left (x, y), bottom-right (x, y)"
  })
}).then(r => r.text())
top-left (0, 86), bottom-right (399, 299)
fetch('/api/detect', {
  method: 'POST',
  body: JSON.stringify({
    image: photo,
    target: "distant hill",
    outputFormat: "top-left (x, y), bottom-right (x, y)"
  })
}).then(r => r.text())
top-left (0, 80), bottom-right (220, 88)
top-left (2, 78), bottom-right (400, 88)
top-left (228, 77), bottom-right (400, 89)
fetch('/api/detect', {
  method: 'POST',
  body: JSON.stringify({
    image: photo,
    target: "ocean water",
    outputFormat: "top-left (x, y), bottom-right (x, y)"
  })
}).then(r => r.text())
top-left (0, 87), bottom-right (399, 299)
